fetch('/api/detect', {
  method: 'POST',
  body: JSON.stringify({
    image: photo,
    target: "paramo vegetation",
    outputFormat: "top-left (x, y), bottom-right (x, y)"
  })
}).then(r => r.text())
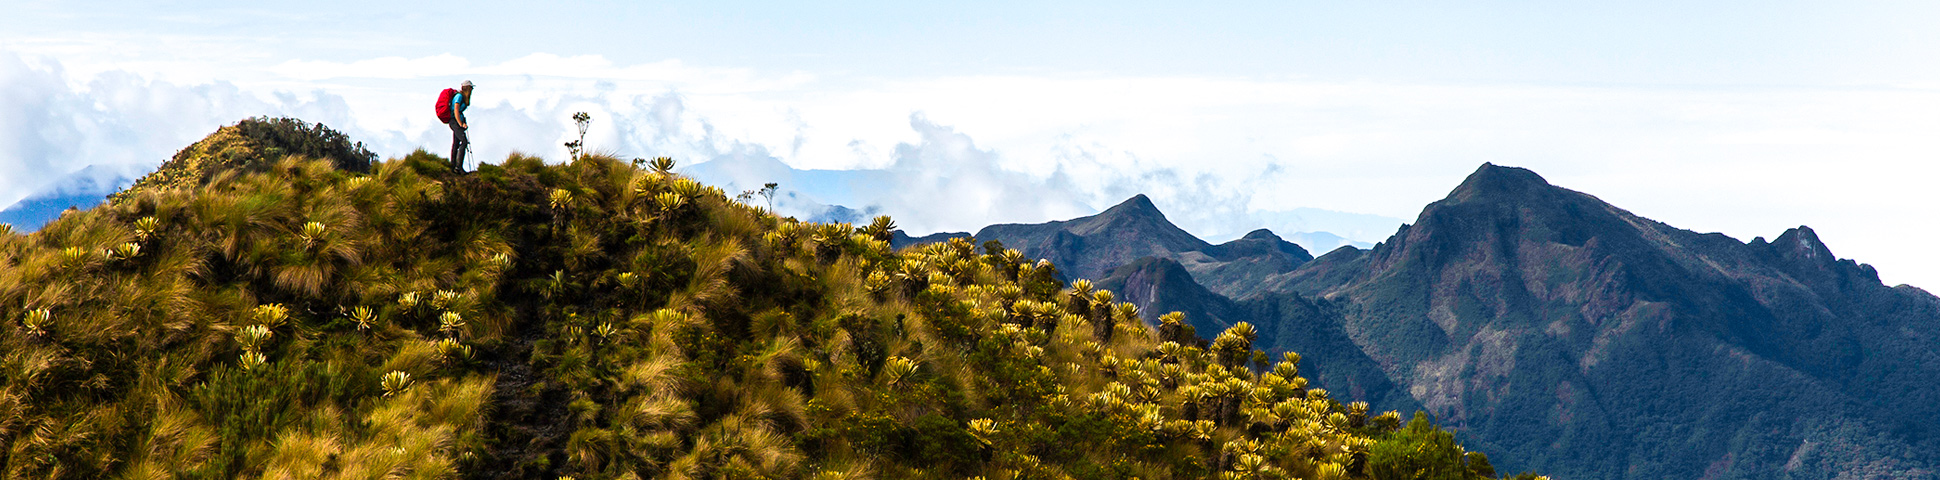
top-left (0, 119), bottom-right (1542, 479)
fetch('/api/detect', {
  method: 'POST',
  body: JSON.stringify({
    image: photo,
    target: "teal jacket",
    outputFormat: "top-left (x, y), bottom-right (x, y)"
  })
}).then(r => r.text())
top-left (451, 93), bottom-right (469, 125)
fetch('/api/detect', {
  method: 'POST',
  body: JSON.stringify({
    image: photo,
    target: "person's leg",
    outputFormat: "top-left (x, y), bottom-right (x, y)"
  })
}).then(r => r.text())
top-left (448, 123), bottom-right (468, 172)
top-left (456, 127), bottom-right (469, 172)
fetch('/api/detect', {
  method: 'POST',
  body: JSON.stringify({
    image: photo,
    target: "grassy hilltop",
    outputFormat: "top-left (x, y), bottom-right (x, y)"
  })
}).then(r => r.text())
top-left (0, 119), bottom-right (1536, 479)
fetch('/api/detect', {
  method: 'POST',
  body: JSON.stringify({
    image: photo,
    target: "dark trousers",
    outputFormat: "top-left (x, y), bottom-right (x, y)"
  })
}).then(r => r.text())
top-left (448, 122), bottom-right (470, 172)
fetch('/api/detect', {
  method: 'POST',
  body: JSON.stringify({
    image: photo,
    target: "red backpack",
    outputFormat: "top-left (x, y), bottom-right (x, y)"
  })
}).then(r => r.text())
top-left (434, 88), bottom-right (458, 123)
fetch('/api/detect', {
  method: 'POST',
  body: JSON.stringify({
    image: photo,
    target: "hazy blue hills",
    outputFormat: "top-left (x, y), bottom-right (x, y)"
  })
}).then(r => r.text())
top-left (0, 165), bottom-right (135, 232)
top-left (900, 163), bottom-right (1940, 479)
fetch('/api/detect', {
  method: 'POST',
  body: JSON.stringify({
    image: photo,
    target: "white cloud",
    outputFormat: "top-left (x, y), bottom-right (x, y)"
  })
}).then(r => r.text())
top-left (272, 53), bottom-right (816, 94)
top-left (4, 48), bottom-right (1940, 290)
top-left (870, 114), bottom-right (1095, 234)
top-left (275, 54), bottom-right (472, 80)
top-left (0, 52), bottom-right (353, 206)
top-left (681, 108), bottom-right (1396, 243)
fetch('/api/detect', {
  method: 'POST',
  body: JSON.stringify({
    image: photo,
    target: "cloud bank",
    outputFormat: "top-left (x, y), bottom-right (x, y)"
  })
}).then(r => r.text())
top-left (4, 49), bottom-right (1939, 289)
top-left (0, 52), bottom-right (390, 206)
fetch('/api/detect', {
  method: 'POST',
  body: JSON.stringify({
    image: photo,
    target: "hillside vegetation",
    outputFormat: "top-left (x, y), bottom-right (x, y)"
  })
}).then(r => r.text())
top-left (105, 117), bottom-right (377, 206)
top-left (0, 119), bottom-right (1534, 479)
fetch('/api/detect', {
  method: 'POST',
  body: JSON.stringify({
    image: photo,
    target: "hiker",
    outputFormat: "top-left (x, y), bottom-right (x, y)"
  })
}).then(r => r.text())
top-left (436, 81), bottom-right (474, 173)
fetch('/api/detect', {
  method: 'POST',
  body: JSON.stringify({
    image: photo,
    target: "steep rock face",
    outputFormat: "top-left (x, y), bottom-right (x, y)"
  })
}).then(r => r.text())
top-left (1267, 163), bottom-right (1940, 478)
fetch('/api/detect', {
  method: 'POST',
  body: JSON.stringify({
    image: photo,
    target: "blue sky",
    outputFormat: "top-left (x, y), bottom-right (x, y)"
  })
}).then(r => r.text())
top-left (4, 1), bottom-right (1940, 286)
top-left (16, 1), bottom-right (1935, 84)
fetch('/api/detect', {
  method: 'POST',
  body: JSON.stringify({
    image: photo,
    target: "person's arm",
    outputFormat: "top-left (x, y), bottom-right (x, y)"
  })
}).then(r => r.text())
top-left (455, 94), bottom-right (468, 129)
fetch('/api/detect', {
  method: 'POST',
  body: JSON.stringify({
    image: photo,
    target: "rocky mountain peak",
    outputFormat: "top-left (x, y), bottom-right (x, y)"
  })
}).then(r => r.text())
top-left (1061, 194), bottom-right (1206, 248)
top-left (1446, 162), bottom-right (1555, 204)
top-left (970, 194), bottom-right (1208, 281)
top-left (1220, 228), bottom-right (1313, 262)
top-left (1099, 193), bottom-right (1162, 218)
top-left (1387, 162), bottom-right (1628, 259)
top-left (1772, 225), bottom-right (1835, 263)
top-left (1241, 228), bottom-right (1283, 241)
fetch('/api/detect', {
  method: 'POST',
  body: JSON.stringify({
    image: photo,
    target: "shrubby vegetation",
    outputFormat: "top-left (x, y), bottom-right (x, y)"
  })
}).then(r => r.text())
top-left (107, 117), bottom-right (376, 205)
top-left (0, 122), bottom-right (1537, 478)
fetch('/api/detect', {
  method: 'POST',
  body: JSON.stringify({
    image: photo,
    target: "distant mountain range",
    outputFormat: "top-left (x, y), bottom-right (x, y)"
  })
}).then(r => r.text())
top-left (0, 165), bottom-right (136, 232)
top-left (896, 163), bottom-right (1940, 479)
top-left (679, 150), bottom-right (1393, 252)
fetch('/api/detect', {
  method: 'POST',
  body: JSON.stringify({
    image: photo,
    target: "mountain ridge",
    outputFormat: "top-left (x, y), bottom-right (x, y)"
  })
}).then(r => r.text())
top-left (960, 194), bottom-right (1316, 302)
top-left (1268, 163), bottom-right (1940, 478)
top-left (900, 162), bottom-right (1940, 478)
top-left (973, 194), bottom-right (1216, 282)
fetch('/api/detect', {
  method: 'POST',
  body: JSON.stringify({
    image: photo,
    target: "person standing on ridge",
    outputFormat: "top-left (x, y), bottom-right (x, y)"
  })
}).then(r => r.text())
top-left (439, 80), bottom-right (474, 173)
